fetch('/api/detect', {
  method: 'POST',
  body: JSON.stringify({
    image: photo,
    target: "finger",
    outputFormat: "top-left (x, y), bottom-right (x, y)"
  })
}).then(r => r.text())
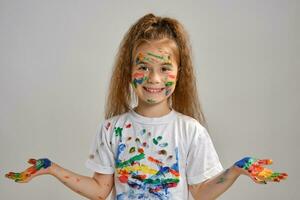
top-left (280, 172), bottom-right (288, 179)
top-left (266, 172), bottom-right (288, 182)
top-left (6, 170), bottom-right (32, 181)
top-left (251, 176), bottom-right (267, 184)
top-left (15, 177), bottom-right (31, 183)
top-left (5, 172), bottom-right (21, 180)
top-left (256, 159), bottom-right (273, 166)
top-left (27, 158), bottom-right (37, 165)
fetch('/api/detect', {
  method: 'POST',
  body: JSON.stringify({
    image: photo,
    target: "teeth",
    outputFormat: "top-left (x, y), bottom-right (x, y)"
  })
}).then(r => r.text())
top-left (144, 87), bottom-right (163, 93)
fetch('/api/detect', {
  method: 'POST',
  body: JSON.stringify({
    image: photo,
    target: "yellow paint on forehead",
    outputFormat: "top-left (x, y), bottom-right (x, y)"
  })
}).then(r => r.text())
top-left (133, 38), bottom-right (179, 66)
top-left (136, 51), bottom-right (172, 65)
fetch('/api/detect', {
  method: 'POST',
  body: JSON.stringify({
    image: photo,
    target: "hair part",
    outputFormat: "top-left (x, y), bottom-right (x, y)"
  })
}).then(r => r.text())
top-left (105, 13), bottom-right (208, 128)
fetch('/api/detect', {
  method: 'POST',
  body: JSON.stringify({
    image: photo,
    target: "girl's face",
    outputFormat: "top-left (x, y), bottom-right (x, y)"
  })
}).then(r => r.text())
top-left (131, 39), bottom-right (179, 106)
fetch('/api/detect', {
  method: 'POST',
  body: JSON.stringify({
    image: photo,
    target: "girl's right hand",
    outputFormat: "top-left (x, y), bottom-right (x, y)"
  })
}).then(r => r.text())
top-left (233, 157), bottom-right (288, 184)
top-left (5, 158), bottom-right (52, 183)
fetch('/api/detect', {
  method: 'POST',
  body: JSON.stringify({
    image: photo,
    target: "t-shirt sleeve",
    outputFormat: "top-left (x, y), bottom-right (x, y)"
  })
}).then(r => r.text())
top-left (186, 124), bottom-right (223, 185)
top-left (85, 121), bottom-right (115, 174)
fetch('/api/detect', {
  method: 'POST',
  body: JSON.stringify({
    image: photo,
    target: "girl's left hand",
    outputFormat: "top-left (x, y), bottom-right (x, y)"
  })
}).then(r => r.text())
top-left (5, 158), bottom-right (52, 183)
top-left (233, 157), bottom-right (288, 184)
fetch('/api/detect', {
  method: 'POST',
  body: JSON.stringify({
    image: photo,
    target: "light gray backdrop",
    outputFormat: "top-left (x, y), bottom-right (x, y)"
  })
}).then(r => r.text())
top-left (1, 0), bottom-right (299, 199)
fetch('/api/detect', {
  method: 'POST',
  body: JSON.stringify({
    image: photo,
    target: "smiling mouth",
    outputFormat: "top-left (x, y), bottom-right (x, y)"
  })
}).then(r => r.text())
top-left (143, 87), bottom-right (165, 93)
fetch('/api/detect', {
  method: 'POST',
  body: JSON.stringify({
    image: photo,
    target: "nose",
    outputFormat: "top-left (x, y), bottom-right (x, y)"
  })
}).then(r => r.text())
top-left (147, 70), bottom-right (161, 84)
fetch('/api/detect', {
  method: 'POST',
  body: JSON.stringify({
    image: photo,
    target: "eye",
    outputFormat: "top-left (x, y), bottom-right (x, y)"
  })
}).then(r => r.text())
top-left (161, 66), bottom-right (171, 72)
top-left (138, 64), bottom-right (149, 71)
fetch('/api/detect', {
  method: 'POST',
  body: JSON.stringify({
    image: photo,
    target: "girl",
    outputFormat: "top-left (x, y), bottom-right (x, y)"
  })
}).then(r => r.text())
top-left (6, 13), bottom-right (287, 200)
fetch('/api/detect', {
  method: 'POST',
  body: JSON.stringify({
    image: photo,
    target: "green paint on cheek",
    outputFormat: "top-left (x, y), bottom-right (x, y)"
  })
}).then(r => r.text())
top-left (165, 81), bottom-right (174, 87)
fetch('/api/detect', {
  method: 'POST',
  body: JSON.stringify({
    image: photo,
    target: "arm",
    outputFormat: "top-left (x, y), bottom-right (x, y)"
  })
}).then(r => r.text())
top-left (189, 157), bottom-right (288, 200)
top-left (189, 165), bottom-right (240, 200)
top-left (50, 163), bottom-right (114, 200)
top-left (5, 158), bottom-right (114, 200)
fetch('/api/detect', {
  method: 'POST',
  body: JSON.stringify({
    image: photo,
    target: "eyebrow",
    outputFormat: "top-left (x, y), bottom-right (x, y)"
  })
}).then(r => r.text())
top-left (161, 62), bottom-right (172, 66)
top-left (136, 61), bottom-right (173, 68)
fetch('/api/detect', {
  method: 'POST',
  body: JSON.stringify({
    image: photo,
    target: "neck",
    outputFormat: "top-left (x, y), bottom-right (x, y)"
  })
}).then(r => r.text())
top-left (134, 100), bottom-right (171, 118)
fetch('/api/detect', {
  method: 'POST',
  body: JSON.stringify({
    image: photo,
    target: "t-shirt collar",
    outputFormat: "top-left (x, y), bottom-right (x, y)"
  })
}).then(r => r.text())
top-left (129, 108), bottom-right (177, 124)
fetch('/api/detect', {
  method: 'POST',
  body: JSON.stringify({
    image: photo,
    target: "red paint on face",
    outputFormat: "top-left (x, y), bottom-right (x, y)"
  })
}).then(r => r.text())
top-left (132, 72), bottom-right (145, 79)
top-left (168, 74), bottom-right (176, 79)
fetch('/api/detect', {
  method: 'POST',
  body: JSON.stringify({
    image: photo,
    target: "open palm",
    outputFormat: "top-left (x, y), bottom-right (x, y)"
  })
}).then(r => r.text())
top-left (5, 158), bottom-right (52, 183)
top-left (234, 157), bottom-right (288, 184)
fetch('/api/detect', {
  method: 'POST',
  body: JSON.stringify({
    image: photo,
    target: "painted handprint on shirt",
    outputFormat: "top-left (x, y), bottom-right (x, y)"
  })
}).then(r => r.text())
top-left (114, 123), bottom-right (180, 200)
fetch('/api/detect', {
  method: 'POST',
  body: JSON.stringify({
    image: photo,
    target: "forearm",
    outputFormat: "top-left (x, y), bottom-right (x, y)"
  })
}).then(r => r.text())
top-left (189, 166), bottom-right (240, 200)
top-left (49, 163), bottom-right (109, 200)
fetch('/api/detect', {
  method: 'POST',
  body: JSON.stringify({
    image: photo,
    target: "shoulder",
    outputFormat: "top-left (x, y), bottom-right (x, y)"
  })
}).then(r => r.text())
top-left (98, 112), bottom-right (131, 132)
top-left (175, 111), bottom-right (207, 132)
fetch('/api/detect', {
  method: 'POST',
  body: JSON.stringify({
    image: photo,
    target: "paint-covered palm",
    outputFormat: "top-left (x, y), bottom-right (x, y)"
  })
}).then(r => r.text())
top-left (234, 157), bottom-right (288, 184)
top-left (5, 158), bottom-right (52, 183)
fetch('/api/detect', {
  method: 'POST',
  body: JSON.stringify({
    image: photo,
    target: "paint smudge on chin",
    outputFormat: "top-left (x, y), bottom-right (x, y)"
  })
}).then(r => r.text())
top-left (147, 99), bottom-right (156, 104)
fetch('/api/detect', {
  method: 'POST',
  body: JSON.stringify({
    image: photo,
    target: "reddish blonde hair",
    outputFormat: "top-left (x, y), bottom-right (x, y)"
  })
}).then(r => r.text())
top-left (105, 13), bottom-right (208, 128)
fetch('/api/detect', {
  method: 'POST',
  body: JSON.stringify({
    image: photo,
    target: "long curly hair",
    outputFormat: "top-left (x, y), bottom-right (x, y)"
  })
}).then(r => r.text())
top-left (104, 13), bottom-right (208, 128)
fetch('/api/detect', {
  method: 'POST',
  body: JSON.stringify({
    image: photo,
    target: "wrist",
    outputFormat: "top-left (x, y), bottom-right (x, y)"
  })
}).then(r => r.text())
top-left (229, 165), bottom-right (243, 177)
top-left (48, 162), bottom-right (59, 176)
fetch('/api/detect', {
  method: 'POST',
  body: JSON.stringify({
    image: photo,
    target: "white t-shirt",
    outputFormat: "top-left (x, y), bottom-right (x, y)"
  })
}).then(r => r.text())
top-left (86, 109), bottom-right (223, 200)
